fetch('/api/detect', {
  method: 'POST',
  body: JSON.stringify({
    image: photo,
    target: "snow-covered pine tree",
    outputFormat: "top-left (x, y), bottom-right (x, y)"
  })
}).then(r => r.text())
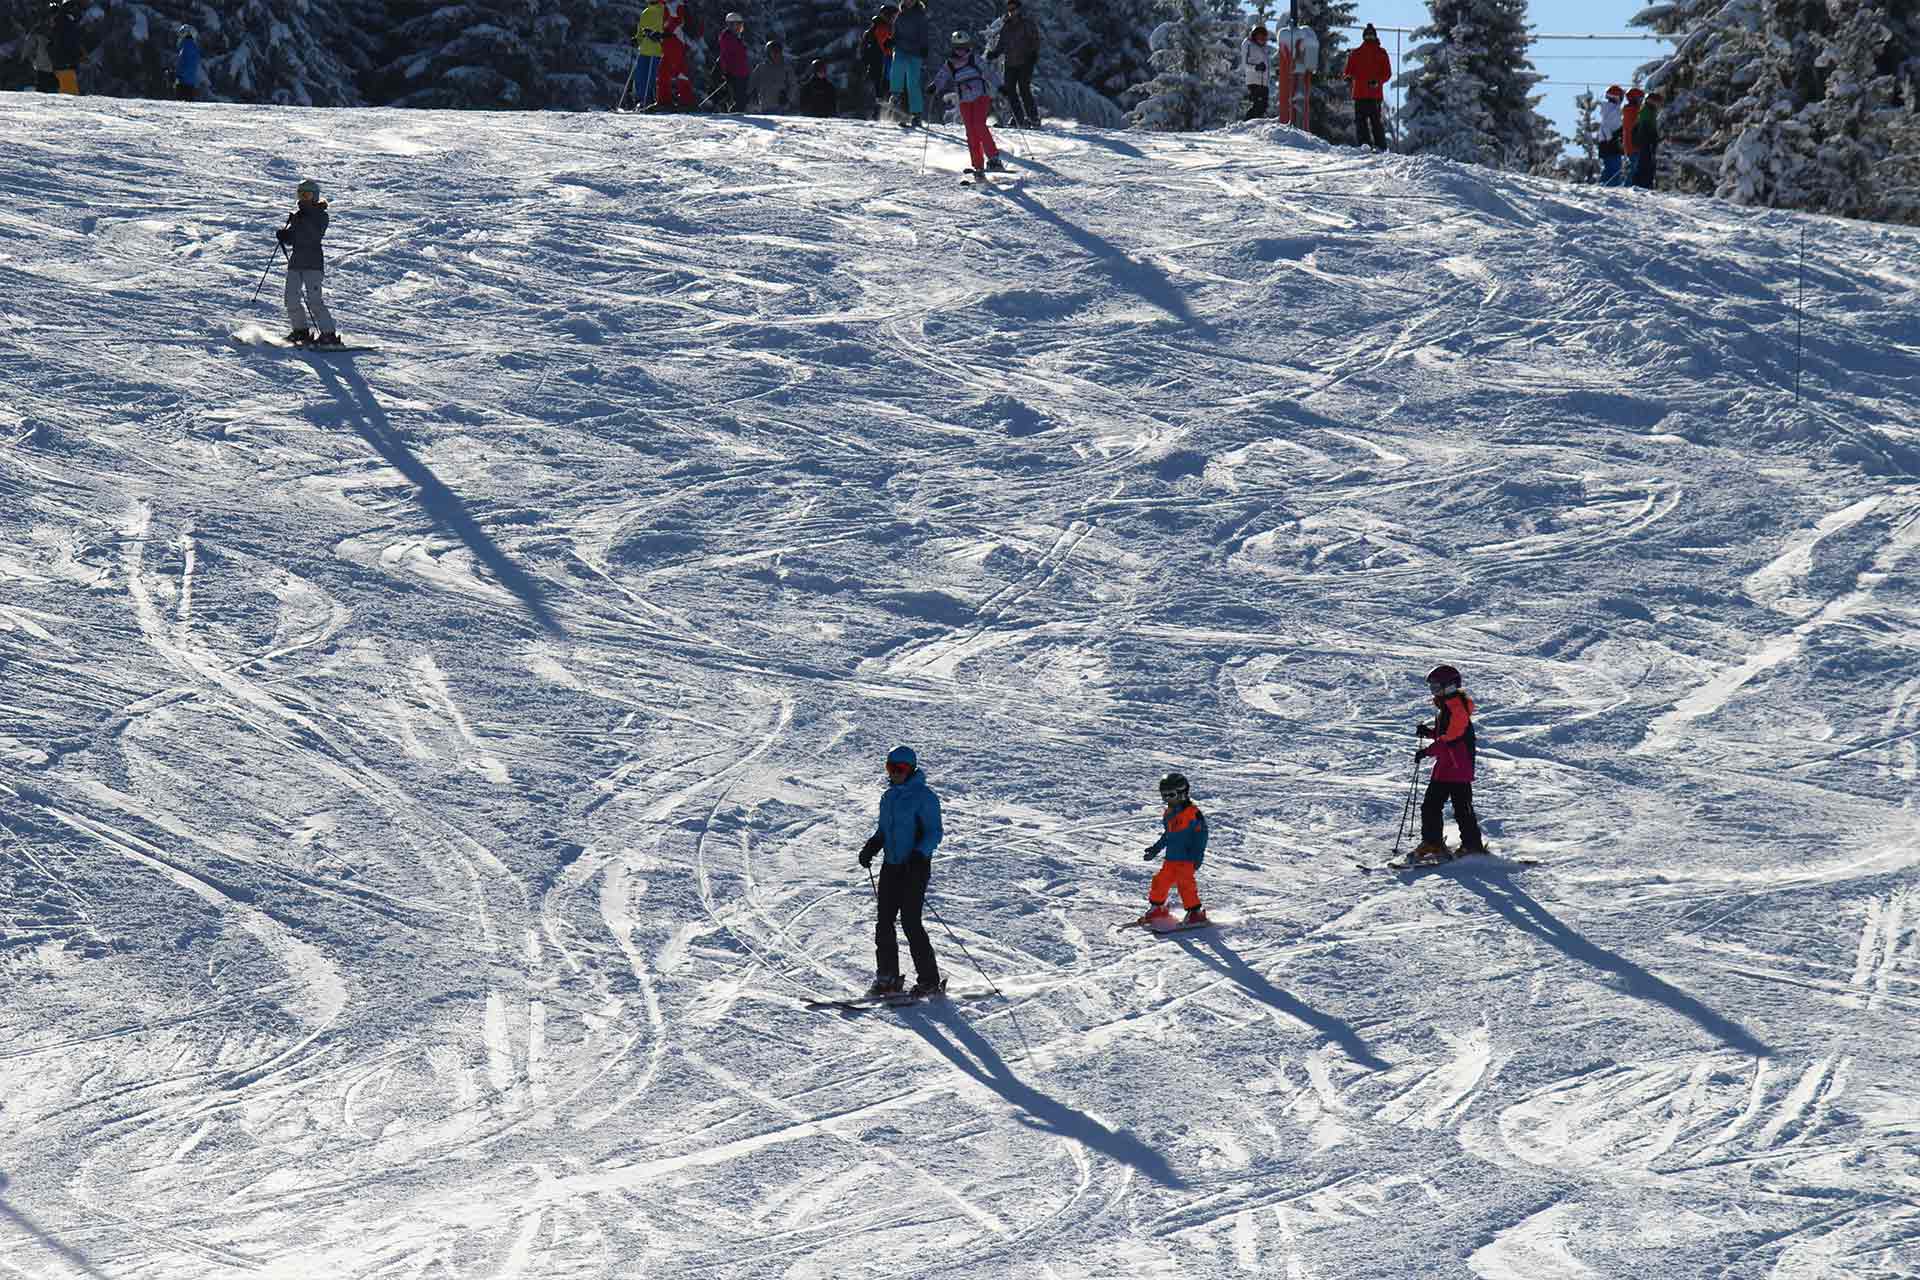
top-left (1303, 0), bottom-right (1359, 145)
top-left (370, 0), bottom-right (541, 109)
top-left (1129, 0), bottom-right (1240, 131)
top-left (1059, 0), bottom-right (1159, 115)
top-left (1570, 87), bottom-right (1601, 180)
top-left (1713, 0), bottom-right (1823, 208)
top-left (1802, 0), bottom-right (1896, 218)
top-left (1397, 0), bottom-right (1553, 170)
top-left (537, 0), bottom-right (645, 111)
top-left (215, 0), bottom-right (377, 105)
top-left (1632, 0), bottom-right (1741, 193)
top-left (774, 0), bottom-right (866, 73)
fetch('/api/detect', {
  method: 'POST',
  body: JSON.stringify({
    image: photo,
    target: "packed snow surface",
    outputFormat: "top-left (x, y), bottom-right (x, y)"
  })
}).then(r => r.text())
top-left (3, 94), bottom-right (1919, 1280)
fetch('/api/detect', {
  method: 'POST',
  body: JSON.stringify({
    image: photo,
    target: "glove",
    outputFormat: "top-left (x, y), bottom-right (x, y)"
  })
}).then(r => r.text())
top-left (1142, 846), bottom-right (1159, 861)
top-left (1414, 747), bottom-right (1428, 762)
top-left (858, 833), bottom-right (883, 868)
top-left (1416, 722), bottom-right (1435, 739)
top-left (275, 227), bottom-right (291, 246)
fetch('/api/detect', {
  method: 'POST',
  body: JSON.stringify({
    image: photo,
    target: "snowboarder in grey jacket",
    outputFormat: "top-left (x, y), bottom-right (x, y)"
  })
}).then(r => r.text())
top-left (275, 179), bottom-right (339, 347)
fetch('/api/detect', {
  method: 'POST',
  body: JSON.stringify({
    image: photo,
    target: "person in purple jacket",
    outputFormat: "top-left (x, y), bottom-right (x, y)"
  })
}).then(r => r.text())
top-left (1411, 664), bottom-right (1489, 862)
top-left (718, 12), bottom-right (751, 111)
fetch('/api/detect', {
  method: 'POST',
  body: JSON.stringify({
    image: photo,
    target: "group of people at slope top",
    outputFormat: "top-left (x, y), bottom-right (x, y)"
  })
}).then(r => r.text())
top-left (860, 1), bottom-right (1042, 129)
top-left (853, 665), bottom-right (1490, 998)
top-left (1597, 84), bottom-right (1662, 188)
top-left (1240, 23), bottom-right (1393, 150)
top-left (631, 5), bottom-right (835, 115)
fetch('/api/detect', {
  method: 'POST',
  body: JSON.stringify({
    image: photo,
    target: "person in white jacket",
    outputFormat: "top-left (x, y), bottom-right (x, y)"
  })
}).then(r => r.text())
top-left (1597, 84), bottom-right (1625, 185)
top-left (1242, 26), bottom-right (1272, 121)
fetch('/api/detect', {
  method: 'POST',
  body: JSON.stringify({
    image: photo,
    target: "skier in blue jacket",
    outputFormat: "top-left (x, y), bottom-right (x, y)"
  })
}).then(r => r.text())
top-left (857, 745), bottom-right (943, 996)
top-left (174, 24), bottom-right (200, 101)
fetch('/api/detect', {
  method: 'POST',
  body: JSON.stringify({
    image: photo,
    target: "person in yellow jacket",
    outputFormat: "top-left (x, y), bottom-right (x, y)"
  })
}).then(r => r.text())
top-left (628, 2), bottom-right (665, 110)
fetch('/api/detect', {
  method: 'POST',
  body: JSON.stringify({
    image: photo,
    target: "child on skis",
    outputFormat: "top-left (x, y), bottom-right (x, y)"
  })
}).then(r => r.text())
top-left (930, 32), bottom-right (1007, 180)
top-left (275, 178), bottom-right (341, 348)
top-left (1412, 664), bottom-right (1489, 862)
top-left (1137, 772), bottom-right (1209, 929)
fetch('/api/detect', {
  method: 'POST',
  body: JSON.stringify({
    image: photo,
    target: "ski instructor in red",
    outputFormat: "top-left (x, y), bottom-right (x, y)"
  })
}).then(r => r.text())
top-left (1136, 772), bottom-right (1209, 930)
top-left (1345, 23), bottom-right (1391, 150)
top-left (857, 746), bottom-right (944, 997)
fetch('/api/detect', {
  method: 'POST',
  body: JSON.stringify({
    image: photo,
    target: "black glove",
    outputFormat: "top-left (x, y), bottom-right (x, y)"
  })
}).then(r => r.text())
top-left (1416, 722), bottom-right (1435, 739)
top-left (859, 833), bottom-right (883, 868)
top-left (1142, 846), bottom-right (1159, 861)
top-left (275, 227), bottom-right (291, 246)
top-left (1413, 747), bottom-right (1427, 762)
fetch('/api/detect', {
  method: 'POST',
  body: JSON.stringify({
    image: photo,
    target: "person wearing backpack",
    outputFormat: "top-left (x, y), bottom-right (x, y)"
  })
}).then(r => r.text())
top-left (889, 0), bottom-right (930, 126)
top-left (985, 0), bottom-right (1041, 129)
top-left (858, 8), bottom-right (895, 117)
top-left (1631, 91), bottom-right (1662, 189)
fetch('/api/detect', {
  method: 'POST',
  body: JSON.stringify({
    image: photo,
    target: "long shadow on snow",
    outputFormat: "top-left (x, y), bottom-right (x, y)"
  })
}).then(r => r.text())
top-left (1172, 930), bottom-right (1390, 1071)
top-left (906, 1004), bottom-right (1185, 1188)
top-left (307, 359), bottom-right (566, 638)
top-left (1000, 186), bottom-right (1213, 334)
top-left (0, 1178), bottom-right (112, 1280)
top-left (1451, 870), bottom-right (1773, 1057)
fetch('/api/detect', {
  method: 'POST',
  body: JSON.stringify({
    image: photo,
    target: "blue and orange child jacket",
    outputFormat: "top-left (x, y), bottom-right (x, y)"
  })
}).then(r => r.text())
top-left (1147, 802), bottom-right (1208, 864)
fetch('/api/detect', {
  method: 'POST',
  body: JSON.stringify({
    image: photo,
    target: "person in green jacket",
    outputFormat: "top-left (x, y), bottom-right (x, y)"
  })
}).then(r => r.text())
top-left (628, 2), bottom-right (665, 109)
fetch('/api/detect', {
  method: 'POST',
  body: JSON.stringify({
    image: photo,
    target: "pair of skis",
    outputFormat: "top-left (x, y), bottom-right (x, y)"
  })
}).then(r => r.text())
top-left (1359, 851), bottom-right (1543, 873)
top-left (805, 978), bottom-right (951, 1013)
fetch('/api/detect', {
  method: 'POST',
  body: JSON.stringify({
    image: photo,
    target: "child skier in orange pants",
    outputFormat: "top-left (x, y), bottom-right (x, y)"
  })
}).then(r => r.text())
top-left (1136, 772), bottom-right (1209, 929)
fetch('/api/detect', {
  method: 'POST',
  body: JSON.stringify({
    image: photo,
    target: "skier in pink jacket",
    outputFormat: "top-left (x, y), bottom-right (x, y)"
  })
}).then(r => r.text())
top-left (718, 12), bottom-right (751, 110)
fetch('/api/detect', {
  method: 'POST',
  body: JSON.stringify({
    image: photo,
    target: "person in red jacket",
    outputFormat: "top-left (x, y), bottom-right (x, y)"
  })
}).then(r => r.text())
top-left (1411, 664), bottom-right (1489, 862)
top-left (655, 0), bottom-right (696, 109)
top-left (1621, 87), bottom-right (1644, 183)
top-left (1345, 23), bottom-right (1391, 150)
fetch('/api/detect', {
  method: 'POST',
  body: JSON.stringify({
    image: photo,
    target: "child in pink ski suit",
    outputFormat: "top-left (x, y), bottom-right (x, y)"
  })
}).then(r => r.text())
top-left (930, 32), bottom-right (1006, 178)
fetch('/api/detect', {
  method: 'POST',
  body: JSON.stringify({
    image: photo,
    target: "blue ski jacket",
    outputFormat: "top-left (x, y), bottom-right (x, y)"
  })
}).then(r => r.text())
top-left (176, 35), bottom-right (200, 87)
top-left (1146, 802), bottom-right (1207, 865)
top-left (874, 768), bottom-right (942, 865)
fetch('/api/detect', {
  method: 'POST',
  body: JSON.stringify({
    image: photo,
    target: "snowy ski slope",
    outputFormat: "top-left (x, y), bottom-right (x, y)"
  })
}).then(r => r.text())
top-left (2, 94), bottom-right (1919, 1280)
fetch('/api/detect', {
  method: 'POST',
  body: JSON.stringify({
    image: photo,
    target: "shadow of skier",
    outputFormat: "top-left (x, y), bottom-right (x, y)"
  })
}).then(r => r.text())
top-left (1173, 929), bottom-right (1391, 1071)
top-left (0, 1173), bottom-right (113, 1280)
top-left (906, 1004), bottom-right (1186, 1188)
top-left (1001, 186), bottom-right (1214, 335)
top-left (306, 359), bottom-right (566, 639)
top-left (1453, 868), bottom-right (1773, 1057)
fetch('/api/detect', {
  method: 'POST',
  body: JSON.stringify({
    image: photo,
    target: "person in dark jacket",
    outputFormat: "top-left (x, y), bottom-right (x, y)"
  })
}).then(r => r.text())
top-left (857, 746), bottom-right (943, 997)
top-left (1411, 664), bottom-right (1488, 862)
top-left (1345, 22), bottom-right (1391, 149)
top-left (50, 0), bottom-right (83, 94)
top-left (1135, 773), bottom-right (1210, 929)
top-left (985, 0), bottom-right (1041, 129)
top-left (275, 179), bottom-right (340, 347)
top-left (175, 24), bottom-right (201, 101)
top-left (799, 60), bottom-right (838, 117)
top-left (28, 6), bottom-right (57, 92)
top-left (858, 7), bottom-right (895, 116)
top-left (889, 0), bottom-right (930, 125)
top-left (1631, 92), bottom-right (1662, 189)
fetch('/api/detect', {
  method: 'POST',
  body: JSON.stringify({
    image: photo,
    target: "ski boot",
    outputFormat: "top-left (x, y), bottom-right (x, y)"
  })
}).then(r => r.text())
top-left (1136, 903), bottom-right (1174, 928)
top-left (314, 331), bottom-right (343, 348)
top-left (984, 155), bottom-right (1008, 174)
top-left (866, 973), bottom-right (905, 998)
top-left (909, 113), bottom-right (923, 128)
top-left (1409, 841), bottom-right (1452, 864)
top-left (909, 975), bottom-right (946, 998)
top-left (1182, 906), bottom-right (1209, 927)
top-left (284, 327), bottom-right (314, 345)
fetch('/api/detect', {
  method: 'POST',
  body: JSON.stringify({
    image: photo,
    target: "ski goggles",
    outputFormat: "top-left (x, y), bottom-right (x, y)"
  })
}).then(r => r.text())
top-left (885, 761), bottom-right (913, 780)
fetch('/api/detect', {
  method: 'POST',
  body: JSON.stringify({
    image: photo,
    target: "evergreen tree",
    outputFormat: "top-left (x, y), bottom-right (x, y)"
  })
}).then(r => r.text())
top-left (1631, 0), bottom-right (1746, 194)
top-left (1129, 0), bottom-right (1240, 130)
top-left (1060, 0), bottom-right (1159, 111)
top-left (1570, 87), bottom-right (1601, 180)
top-left (1397, 0), bottom-right (1555, 170)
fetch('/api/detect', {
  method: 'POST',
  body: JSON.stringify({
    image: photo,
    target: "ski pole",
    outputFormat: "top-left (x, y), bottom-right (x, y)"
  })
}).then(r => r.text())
top-left (250, 240), bottom-right (285, 306)
top-left (614, 51), bottom-right (639, 111)
top-left (1391, 738), bottom-right (1423, 859)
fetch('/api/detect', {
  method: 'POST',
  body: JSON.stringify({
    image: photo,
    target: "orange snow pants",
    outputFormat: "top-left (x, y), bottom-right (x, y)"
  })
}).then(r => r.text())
top-left (1149, 860), bottom-right (1201, 910)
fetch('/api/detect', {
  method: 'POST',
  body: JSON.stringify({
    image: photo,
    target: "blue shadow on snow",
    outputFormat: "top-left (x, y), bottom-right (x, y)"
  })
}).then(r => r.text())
top-left (0, 1174), bottom-right (113, 1280)
top-left (1173, 929), bottom-right (1391, 1071)
top-left (907, 1004), bottom-right (1186, 1188)
top-left (1452, 868), bottom-right (1773, 1058)
top-left (307, 359), bottom-right (566, 639)
top-left (1001, 186), bottom-right (1213, 334)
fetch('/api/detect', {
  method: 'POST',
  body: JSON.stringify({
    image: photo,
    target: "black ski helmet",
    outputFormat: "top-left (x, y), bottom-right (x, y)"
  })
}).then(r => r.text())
top-left (1426, 664), bottom-right (1462, 695)
top-left (1158, 772), bottom-right (1190, 806)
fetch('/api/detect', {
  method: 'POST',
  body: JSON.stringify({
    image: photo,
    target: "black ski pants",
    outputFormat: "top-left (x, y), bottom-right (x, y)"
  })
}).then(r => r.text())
top-left (1244, 85), bottom-right (1269, 121)
top-left (1004, 60), bottom-right (1038, 125)
top-left (1355, 98), bottom-right (1387, 149)
top-left (875, 856), bottom-right (938, 983)
top-left (1421, 780), bottom-right (1484, 849)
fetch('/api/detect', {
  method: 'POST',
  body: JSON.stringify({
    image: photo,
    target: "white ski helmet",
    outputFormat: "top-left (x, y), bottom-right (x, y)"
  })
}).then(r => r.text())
top-left (178, 22), bottom-right (195, 39)
top-left (951, 30), bottom-right (973, 46)
top-left (725, 11), bottom-right (744, 21)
